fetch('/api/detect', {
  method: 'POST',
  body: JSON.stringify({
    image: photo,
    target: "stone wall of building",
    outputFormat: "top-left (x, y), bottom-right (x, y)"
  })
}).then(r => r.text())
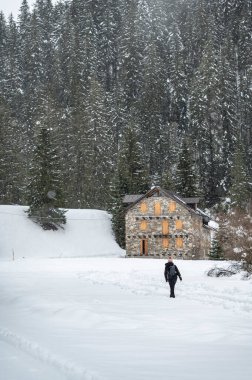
top-left (125, 195), bottom-right (209, 259)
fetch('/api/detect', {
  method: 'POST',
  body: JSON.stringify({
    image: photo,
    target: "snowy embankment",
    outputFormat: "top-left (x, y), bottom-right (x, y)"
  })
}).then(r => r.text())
top-left (0, 258), bottom-right (252, 380)
top-left (0, 205), bottom-right (124, 259)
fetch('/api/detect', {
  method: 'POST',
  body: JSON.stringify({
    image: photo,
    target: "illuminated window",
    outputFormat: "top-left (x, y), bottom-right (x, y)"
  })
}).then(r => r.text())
top-left (176, 237), bottom-right (183, 248)
top-left (162, 238), bottom-right (169, 249)
top-left (154, 202), bottom-right (161, 216)
top-left (140, 220), bottom-right (148, 231)
top-left (140, 202), bottom-right (147, 213)
top-left (169, 201), bottom-right (176, 212)
top-left (162, 220), bottom-right (169, 234)
top-left (175, 220), bottom-right (183, 230)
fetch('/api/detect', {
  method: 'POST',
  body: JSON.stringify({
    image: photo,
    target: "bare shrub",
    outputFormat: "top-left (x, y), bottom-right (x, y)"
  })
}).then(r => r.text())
top-left (216, 208), bottom-right (252, 273)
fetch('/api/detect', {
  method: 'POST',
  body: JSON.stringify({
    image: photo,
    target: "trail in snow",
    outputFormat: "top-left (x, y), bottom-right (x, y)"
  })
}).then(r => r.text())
top-left (1, 258), bottom-right (252, 380)
top-left (0, 328), bottom-right (104, 380)
top-left (76, 269), bottom-right (252, 313)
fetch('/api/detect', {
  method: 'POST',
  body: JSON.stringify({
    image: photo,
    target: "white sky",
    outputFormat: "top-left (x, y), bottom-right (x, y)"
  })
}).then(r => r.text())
top-left (0, 0), bottom-right (57, 19)
top-left (0, 1), bottom-right (34, 18)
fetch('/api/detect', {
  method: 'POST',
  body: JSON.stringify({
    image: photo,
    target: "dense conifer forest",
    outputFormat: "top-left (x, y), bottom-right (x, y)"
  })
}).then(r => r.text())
top-left (0, 0), bottom-right (251, 213)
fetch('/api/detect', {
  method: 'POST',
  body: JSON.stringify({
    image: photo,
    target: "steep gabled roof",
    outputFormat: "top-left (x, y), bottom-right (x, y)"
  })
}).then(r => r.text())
top-left (125, 186), bottom-right (201, 217)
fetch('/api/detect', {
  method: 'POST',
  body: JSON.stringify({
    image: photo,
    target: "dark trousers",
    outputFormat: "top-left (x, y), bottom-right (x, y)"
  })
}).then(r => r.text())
top-left (168, 277), bottom-right (177, 297)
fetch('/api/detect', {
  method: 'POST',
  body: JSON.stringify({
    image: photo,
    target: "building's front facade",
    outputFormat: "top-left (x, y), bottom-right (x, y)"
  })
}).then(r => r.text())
top-left (124, 187), bottom-right (213, 259)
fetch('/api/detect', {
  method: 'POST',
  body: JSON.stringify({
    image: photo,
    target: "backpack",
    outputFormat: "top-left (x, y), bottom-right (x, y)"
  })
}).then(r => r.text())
top-left (168, 264), bottom-right (177, 280)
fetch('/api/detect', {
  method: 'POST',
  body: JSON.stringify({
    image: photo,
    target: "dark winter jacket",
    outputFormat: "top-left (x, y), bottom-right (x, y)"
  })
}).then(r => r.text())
top-left (164, 262), bottom-right (182, 282)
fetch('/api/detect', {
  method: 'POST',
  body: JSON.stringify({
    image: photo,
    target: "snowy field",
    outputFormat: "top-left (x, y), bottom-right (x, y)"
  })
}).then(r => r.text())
top-left (1, 258), bottom-right (252, 380)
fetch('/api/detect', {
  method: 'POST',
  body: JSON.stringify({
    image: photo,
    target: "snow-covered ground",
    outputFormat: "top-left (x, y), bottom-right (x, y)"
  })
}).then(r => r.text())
top-left (0, 205), bottom-right (251, 379)
top-left (0, 206), bottom-right (123, 259)
top-left (1, 258), bottom-right (252, 380)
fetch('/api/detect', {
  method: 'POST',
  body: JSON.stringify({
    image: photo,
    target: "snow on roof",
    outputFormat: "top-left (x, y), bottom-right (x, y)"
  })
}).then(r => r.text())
top-left (123, 194), bottom-right (143, 203)
top-left (183, 197), bottom-right (200, 204)
top-left (208, 220), bottom-right (219, 230)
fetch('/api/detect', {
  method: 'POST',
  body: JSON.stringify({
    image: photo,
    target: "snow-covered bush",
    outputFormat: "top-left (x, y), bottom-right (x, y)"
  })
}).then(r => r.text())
top-left (207, 263), bottom-right (241, 277)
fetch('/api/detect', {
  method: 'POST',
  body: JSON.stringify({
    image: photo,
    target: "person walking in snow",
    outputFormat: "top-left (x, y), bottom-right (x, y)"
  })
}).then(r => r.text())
top-left (164, 256), bottom-right (182, 298)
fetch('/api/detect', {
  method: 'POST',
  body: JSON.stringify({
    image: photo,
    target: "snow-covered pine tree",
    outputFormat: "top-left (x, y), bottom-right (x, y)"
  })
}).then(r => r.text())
top-left (5, 15), bottom-right (21, 118)
top-left (218, 36), bottom-right (238, 195)
top-left (84, 76), bottom-right (115, 209)
top-left (175, 137), bottom-right (199, 197)
top-left (27, 127), bottom-right (66, 230)
top-left (229, 138), bottom-right (251, 210)
top-left (208, 236), bottom-right (223, 260)
top-left (160, 170), bottom-right (176, 192)
top-left (0, 12), bottom-right (8, 94)
top-left (118, 123), bottom-right (149, 195)
top-left (188, 19), bottom-right (223, 206)
top-left (110, 124), bottom-right (149, 247)
top-left (117, 0), bottom-right (146, 110)
top-left (0, 98), bottom-right (23, 204)
top-left (139, 19), bottom-right (167, 181)
top-left (108, 170), bottom-right (126, 248)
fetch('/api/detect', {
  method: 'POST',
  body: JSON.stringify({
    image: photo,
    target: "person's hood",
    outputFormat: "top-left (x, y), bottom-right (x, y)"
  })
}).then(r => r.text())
top-left (165, 262), bottom-right (174, 267)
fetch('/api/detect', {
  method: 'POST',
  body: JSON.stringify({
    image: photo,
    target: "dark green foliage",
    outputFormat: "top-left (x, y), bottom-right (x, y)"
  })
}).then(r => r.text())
top-left (175, 138), bottom-right (198, 197)
top-left (208, 237), bottom-right (223, 261)
top-left (118, 125), bottom-right (149, 195)
top-left (229, 139), bottom-right (251, 210)
top-left (27, 128), bottom-right (66, 230)
top-left (109, 126), bottom-right (149, 248)
top-left (0, 98), bottom-right (23, 204)
top-left (108, 171), bottom-right (126, 248)
top-left (0, 0), bottom-right (251, 222)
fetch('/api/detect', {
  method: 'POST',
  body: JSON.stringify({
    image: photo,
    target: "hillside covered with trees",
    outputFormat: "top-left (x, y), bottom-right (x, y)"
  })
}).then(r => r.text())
top-left (0, 0), bottom-right (251, 213)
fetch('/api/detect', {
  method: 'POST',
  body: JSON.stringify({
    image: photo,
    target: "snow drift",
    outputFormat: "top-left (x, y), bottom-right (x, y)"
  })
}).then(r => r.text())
top-left (0, 205), bottom-right (124, 259)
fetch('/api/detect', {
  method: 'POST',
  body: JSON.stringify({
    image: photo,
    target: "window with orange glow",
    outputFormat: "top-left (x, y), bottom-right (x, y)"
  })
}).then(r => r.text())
top-left (154, 202), bottom-right (161, 216)
top-left (162, 238), bottom-right (169, 249)
top-left (140, 202), bottom-right (147, 213)
top-left (175, 220), bottom-right (183, 230)
top-left (162, 220), bottom-right (169, 234)
top-left (169, 201), bottom-right (176, 212)
top-left (176, 237), bottom-right (183, 248)
top-left (140, 220), bottom-right (148, 231)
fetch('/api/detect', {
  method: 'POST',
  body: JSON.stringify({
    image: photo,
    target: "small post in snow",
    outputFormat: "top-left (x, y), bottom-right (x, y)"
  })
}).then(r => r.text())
top-left (12, 249), bottom-right (15, 261)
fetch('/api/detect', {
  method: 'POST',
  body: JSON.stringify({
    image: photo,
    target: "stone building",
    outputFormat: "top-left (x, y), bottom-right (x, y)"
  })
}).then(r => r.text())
top-left (124, 186), bottom-right (214, 259)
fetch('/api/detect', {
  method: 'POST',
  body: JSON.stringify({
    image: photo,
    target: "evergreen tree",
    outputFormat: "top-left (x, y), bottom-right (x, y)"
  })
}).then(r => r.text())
top-left (160, 170), bottom-right (176, 192)
top-left (139, 23), bottom-right (167, 180)
top-left (175, 138), bottom-right (198, 197)
top-left (208, 236), bottom-right (224, 260)
top-left (0, 98), bottom-right (23, 204)
top-left (118, 0), bottom-right (145, 110)
top-left (108, 170), bottom-right (126, 248)
top-left (0, 0), bottom-right (252, 215)
top-left (27, 127), bottom-right (66, 230)
top-left (0, 12), bottom-right (8, 94)
top-left (229, 138), bottom-right (250, 210)
top-left (189, 28), bottom-right (223, 206)
top-left (110, 124), bottom-right (149, 247)
top-left (118, 124), bottom-right (149, 195)
top-left (6, 15), bottom-right (21, 117)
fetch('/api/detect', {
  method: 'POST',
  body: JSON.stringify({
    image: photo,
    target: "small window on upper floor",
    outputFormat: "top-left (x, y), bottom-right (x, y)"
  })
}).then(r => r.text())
top-left (176, 237), bottom-right (183, 249)
top-left (162, 238), bottom-right (169, 249)
top-left (169, 201), bottom-right (176, 212)
top-left (162, 220), bottom-right (169, 234)
top-left (140, 220), bottom-right (148, 231)
top-left (140, 202), bottom-right (148, 213)
top-left (175, 220), bottom-right (183, 230)
top-left (154, 202), bottom-right (161, 216)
